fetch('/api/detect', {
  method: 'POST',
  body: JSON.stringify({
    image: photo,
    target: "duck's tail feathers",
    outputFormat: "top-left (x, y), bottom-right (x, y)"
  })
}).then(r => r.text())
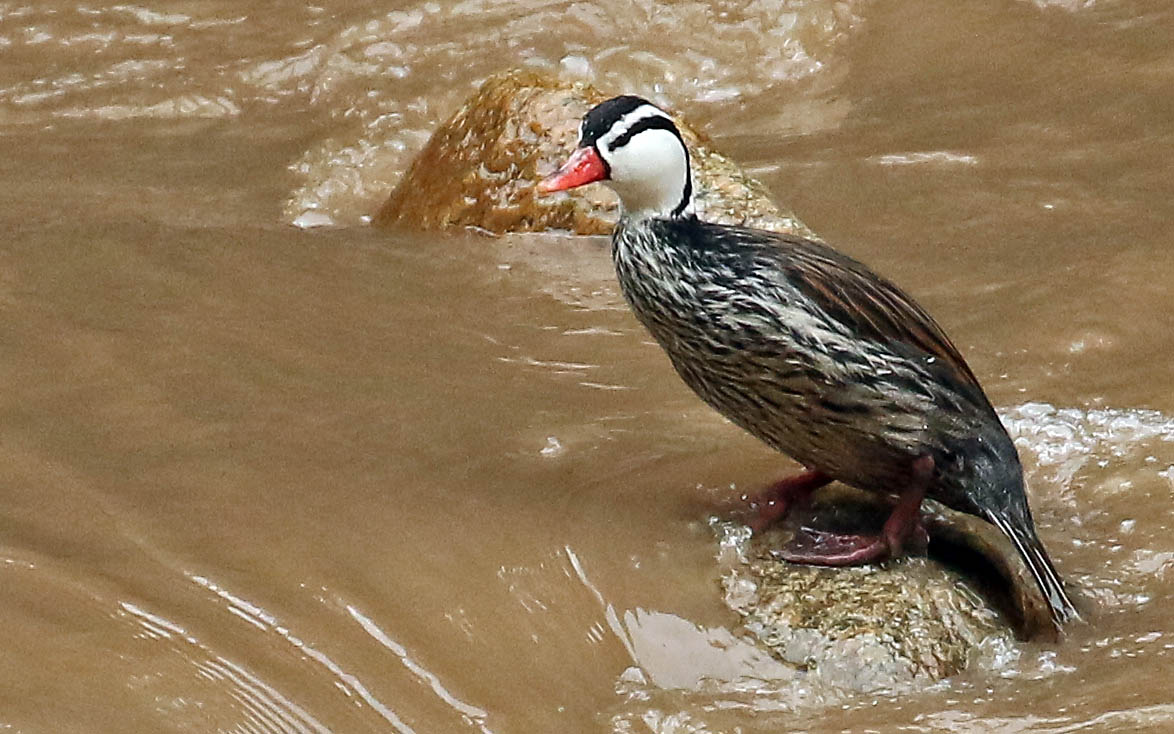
top-left (985, 509), bottom-right (1079, 628)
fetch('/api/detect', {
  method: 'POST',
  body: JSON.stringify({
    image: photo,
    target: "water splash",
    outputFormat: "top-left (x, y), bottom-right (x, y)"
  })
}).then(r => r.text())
top-left (279, 0), bottom-right (867, 225)
top-left (1002, 402), bottom-right (1174, 487)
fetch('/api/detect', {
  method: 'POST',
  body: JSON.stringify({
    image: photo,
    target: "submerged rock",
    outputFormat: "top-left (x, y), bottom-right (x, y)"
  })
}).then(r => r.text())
top-left (374, 69), bottom-right (815, 237)
top-left (717, 485), bottom-right (1059, 690)
top-left (725, 553), bottom-right (995, 689)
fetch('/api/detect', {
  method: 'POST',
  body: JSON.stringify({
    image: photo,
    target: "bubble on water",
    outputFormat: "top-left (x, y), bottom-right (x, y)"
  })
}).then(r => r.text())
top-left (618, 665), bottom-right (647, 687)
top-left (559, 55), bottom-right (592, 78)
top-left (291, 209), bottom-right (336, 228)
top-left (540, 436), bottom-right (564, 457)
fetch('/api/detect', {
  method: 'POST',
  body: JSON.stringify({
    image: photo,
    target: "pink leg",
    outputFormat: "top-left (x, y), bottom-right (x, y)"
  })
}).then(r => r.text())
top-left (774, 456), bottom-right (934, 566)
top-left (747, 470), bottom-right (832, 533)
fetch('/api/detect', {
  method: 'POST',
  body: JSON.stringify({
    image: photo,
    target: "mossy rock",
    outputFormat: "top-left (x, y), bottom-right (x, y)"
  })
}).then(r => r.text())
top-left (716, 485), bottom-right (1060, 689)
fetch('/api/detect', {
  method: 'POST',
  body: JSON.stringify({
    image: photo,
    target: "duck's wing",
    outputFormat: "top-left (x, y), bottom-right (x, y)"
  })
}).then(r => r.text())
top-left (756, 229), bottom-right (987, 396)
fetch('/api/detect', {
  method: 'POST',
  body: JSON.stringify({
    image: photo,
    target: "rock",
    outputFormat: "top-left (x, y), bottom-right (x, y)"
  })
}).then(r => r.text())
top-left (716, 484), bottom-right (1059, 690)
top-left (374, 69), bottom-right (815, 238)
top-left (916, 493), bottom-right (1061, 642)
top-left (728, 557), bottom-right (994, 689)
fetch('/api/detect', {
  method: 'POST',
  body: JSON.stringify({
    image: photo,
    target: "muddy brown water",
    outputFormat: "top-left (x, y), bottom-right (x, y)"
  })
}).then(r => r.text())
top-left (2, 0), bottom-right (1173, 731)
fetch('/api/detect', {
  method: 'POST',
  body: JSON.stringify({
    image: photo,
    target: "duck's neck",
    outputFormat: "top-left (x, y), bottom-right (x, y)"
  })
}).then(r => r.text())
top-left (610, 155), bottom-right (693, 220)
top-left (612, 214), bottom-right (684, 275)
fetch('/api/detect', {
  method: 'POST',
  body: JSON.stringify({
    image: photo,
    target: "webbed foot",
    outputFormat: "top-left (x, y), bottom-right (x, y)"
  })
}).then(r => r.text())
top-left (769, 455), bottom-right (935, 565)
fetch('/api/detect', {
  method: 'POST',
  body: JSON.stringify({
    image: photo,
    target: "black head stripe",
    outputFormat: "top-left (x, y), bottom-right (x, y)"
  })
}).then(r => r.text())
top-left (673, 160), bottom-right (692, 218)
top-left (606, 112), bottom-right (692, 217)
top-left (579, 95), bottom-right (651, 147)
top-left (607, 114), bottom-right (682, 152)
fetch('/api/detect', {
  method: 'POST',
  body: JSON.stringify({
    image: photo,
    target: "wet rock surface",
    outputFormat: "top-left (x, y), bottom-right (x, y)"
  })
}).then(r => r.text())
top-left (724, 553), bottom-right (997, 690)
top-left (378, 68), bottom-right (1064, 689)
top-left (374, 69), bottom-right (815, 238)
top-left (715, 483), bottom-right (1060, 690)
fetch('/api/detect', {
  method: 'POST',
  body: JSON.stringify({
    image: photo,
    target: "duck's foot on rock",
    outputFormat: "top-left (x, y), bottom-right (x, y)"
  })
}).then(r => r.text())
top-left (716, 524), bottom-right (1006, 691)
top-left (771, 456), bottom-right (934, 565)
top-left (771, 523), bottom-right (929, 566)
top-left (744, 482), bottom-right (1061, 640)
top-left (746, 470), bottom-right (831, 533)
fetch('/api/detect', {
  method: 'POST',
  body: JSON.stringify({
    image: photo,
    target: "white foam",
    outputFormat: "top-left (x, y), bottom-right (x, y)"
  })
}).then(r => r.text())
top-left (1001, 402), bottom-right (1174, 486)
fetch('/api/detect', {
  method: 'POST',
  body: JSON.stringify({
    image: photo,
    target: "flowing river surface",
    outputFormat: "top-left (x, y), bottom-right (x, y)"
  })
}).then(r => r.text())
top-left (2, 0), bottom-right (1173, 731)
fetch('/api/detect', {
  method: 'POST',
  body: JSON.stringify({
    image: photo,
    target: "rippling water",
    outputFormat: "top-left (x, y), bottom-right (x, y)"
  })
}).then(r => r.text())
top-left (2, 0), bottom-right (1173, 732)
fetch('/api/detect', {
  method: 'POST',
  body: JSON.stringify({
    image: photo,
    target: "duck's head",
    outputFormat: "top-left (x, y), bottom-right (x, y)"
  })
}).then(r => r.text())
top-left (538, 95), bottom-right (692, 220)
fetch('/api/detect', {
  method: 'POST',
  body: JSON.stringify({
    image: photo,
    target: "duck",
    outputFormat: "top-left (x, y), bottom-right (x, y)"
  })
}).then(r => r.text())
top-left (537, 95), bottom-right (1077, 629)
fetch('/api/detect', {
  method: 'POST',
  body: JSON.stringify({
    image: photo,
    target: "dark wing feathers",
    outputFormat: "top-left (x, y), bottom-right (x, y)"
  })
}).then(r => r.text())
top-left (692, 220), bottom-right (986, 395)
top-left (779, 238), bottom-right (983, 389)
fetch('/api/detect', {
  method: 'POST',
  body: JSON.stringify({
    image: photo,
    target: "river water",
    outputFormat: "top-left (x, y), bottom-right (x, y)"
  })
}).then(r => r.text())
top-left (2, 0), bottom-right (1173, 731)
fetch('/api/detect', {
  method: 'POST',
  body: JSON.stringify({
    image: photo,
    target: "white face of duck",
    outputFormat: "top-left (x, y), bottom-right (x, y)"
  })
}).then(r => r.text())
top-left (538, 96), bottom-right (693, 220)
